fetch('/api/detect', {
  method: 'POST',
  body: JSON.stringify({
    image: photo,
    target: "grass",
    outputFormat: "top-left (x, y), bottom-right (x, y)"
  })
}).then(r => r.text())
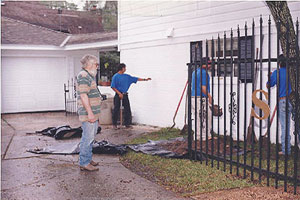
top-left (126, 127), bottom-right (184, 144)
top-left (120, 128), bottom-right (255, 197)
top-left (202, 133), bottom-right (299, 180)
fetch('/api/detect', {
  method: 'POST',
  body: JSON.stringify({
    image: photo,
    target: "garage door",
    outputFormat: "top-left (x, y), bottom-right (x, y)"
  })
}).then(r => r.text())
top-left (1, 57), bottom-right (67, 113)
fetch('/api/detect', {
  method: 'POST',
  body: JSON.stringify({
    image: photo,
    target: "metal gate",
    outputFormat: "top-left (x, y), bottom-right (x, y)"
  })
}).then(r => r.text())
top-left (187, 16), bottom-right (299, 194)
top-left (64, 78), bottom-right (77, 116)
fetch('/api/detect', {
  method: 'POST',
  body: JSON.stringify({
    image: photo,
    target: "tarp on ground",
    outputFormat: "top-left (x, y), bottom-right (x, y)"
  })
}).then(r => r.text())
top-left (27, 137), bottom-right (205, 160)
top-left (27, 125), bottom-right (101, 140)
top-left (27, 140), bottom-right (127, 155)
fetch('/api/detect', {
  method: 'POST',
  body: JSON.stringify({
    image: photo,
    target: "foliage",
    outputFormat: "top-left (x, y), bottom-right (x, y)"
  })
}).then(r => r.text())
top-left (102, 1), bottom-right (118, 31)
top-left (99, 51), bottom-right (120, 82)
top-left (40, 1), bottom-right (78, 10)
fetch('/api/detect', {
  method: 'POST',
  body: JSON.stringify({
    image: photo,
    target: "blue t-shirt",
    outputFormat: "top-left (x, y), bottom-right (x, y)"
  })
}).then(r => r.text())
top-left (191, 68), bottom-right (210, 97)
top-left (111, 73), bottom-right (138, 93)
top-left (267, 68), bottom-right (291, 98)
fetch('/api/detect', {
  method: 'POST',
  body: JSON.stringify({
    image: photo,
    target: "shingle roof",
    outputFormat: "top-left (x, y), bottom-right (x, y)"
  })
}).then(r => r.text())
top-left (67, 32), bottom-right (117, 45)
top-left (1, 17), bottom-right (117, 47)
top-left (1, 17), bottom-right (68, 46)
top-left (1, 1), bottom-right (103, 34)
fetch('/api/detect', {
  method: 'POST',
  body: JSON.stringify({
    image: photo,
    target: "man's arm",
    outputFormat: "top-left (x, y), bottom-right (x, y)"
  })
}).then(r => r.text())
top-left (266, 71), bottom-right (277, 88)
top-left (137, 78), bottom-right (151, 81)
top-left (201, 86), bottom-right (212, 105)
top-left (80, 93), bottom-right (97, 123)
top-left (112, 87), bottom-right (124, 99)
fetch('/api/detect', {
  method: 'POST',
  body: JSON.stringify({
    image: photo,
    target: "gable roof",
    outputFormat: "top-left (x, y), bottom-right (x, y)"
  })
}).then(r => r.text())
top-left (1, 1), bottom-right (103, 34)
top-left (1, 17), bottom-right (118, 50)
top-left (1, 17), bottom-right (68, 46)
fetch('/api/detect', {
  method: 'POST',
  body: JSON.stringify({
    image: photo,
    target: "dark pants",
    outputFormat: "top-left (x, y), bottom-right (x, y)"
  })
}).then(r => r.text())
top-left (112, 93), bottom-right (132, 126)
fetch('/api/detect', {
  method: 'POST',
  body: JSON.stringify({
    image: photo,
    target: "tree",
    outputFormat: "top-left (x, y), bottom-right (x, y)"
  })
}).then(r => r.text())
top-left (266, 1), bottom-right (300, 121)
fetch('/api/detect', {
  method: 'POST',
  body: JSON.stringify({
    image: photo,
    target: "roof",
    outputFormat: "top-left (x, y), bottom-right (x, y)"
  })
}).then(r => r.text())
top-left (1, 17), bottom-right (68, 46)
top-left (67, 32), bottom-right (117, 45)
top-left (1, 1), bottom-right (103, 34)
top-left (1, 17), bottom-right (117, 50)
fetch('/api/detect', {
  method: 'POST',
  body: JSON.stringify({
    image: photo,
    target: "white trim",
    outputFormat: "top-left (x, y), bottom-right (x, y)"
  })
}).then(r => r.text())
top-left (60, 36), bottom-right (71, 47)
top-left (2, 54), bottom-right (67, 58)
top-left (64, 40), bottom-right (118, 50)
top-left (118, 0), bottom-right (121, 51)
top-left (1, 45), bottom-right (63, 51)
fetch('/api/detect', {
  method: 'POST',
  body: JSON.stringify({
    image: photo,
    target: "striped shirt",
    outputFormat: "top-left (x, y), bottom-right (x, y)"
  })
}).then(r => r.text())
top-left (77, 69), bottom-right (101, 122)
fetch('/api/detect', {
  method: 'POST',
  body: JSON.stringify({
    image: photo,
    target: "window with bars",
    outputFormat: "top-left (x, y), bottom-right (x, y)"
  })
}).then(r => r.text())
top-left (192, 36), bottom-right (254, 82)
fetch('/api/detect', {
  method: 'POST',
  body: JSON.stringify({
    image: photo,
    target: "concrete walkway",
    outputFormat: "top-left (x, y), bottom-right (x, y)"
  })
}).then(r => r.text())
top-left (1, 112), bottom-right (187, 200)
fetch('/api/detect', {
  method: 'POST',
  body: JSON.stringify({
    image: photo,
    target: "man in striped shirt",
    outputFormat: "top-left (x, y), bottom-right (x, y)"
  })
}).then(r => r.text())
top-left (77, 55), bottom-right (101, 171)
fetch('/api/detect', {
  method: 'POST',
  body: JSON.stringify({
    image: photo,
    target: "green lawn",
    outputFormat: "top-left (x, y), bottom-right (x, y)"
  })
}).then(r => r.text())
top-left (120, 128), bottom-right (255, 197)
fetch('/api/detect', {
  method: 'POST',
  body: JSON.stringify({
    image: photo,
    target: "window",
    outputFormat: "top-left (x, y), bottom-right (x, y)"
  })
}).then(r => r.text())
top-left (97, 51), bottom-right (120, 86)
top-left (190, 41), bottom-right (202, 63)
top-left (194, 36), bottom-right (254, 82)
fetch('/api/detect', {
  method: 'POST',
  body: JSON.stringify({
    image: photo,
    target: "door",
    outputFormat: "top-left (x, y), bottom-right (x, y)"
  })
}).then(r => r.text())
top-left (1, 56), bottom-right (67, 113)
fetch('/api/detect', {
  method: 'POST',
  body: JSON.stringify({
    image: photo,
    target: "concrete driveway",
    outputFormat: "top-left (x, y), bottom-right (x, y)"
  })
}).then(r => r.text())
top-left (1, 112), bottom-right (187, 200)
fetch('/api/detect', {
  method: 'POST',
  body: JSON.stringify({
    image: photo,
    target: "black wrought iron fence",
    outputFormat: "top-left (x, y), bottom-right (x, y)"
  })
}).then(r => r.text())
top-left (64, 78), bottom-right (77, 116)
top-left (187, 16), bottom-right (299, 194)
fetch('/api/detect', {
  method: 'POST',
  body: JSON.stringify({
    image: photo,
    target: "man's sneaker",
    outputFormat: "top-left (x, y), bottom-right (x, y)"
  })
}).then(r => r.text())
top-left (125, 125), bottom-right (133, 129)
top-left (80, 163), bottom-right (99, 171)
top-left (90, 160), bottom-right (99, 166)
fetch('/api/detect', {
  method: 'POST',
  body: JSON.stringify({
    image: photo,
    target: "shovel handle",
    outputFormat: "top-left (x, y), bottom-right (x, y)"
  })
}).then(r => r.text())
top-left (262, 105), bottom-right (277, 138)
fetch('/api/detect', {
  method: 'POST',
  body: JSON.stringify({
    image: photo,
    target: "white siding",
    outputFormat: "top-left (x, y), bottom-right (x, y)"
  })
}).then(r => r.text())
top-left (119, 0), bottom-right (300, 141)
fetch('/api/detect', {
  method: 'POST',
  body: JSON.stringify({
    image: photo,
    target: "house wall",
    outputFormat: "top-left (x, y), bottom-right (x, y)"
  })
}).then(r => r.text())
top-left (119, 1), bottom-right (300, 144)
top-left (1, 49), bottom-right (98, 113)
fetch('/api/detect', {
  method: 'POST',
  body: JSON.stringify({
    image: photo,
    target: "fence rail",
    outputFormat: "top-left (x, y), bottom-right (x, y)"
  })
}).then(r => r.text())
top-left (187, 16), bottom-right (300, 194)
top-left (64, 78), bottom-right (77, 116)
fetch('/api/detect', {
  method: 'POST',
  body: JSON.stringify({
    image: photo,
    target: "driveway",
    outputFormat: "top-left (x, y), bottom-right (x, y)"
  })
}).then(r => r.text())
top-left (1, 112), bottom-right (187, 200)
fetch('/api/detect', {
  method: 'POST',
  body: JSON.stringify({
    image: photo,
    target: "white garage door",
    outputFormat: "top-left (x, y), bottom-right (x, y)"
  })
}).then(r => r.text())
top-left (1, 57), bottom-right (67, 113)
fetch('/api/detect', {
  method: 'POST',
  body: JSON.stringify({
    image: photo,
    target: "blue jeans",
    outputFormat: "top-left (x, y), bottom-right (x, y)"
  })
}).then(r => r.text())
top-left (79, 120), bottom-right (98, 166)
top-left (278, 99), bottom-right (292, 155)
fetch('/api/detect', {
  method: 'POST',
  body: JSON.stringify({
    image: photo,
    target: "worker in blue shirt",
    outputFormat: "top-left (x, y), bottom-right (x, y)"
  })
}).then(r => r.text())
top-left (191, 58), bottom-right (212, 141)
top-left (267, 54), bottom-right (294, 155)
top-left (111, 63), bottom-right (151, 129)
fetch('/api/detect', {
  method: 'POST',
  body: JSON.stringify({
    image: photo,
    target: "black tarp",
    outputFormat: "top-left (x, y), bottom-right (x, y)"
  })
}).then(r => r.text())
top-left (27, 137), bottom-right (205, 161)
top-left (27, 125), bottom-right (101, 140)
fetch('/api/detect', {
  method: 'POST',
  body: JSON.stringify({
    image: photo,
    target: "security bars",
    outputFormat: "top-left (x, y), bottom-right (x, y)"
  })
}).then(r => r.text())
top-left (187, 16), bottom-right (300, 194)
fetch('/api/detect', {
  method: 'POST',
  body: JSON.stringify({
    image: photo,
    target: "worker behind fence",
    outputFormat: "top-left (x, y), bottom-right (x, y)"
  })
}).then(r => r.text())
top-left (77, 55), bottom-right (101, 171)
top-left (266, 54), bottom-right (295, 155)
top-left (191, 58), bottom-right (213, 141)
top-left (111, 63), bottom-right (151, 130)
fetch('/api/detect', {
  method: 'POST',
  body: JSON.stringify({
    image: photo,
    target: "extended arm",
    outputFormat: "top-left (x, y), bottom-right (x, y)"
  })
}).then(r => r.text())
top-left (138, 78), bottom-right (151, 81)
top-left (80, 93), bottom-right (97, 122)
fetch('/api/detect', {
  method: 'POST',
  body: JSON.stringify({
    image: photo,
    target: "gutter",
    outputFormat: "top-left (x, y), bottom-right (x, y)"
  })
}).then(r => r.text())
top-left (64, 39), bottom-right (118, 51)
top-left (1, 40), bottom-right (118, 51)
top-left (1, 44), bottom-right (63, 51)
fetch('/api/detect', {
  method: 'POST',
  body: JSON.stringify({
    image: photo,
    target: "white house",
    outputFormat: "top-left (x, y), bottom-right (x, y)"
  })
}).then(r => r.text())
top-left (118, 1), bottom-right (300, 144)
top-left (1, 17), bottom-right (117, 113)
